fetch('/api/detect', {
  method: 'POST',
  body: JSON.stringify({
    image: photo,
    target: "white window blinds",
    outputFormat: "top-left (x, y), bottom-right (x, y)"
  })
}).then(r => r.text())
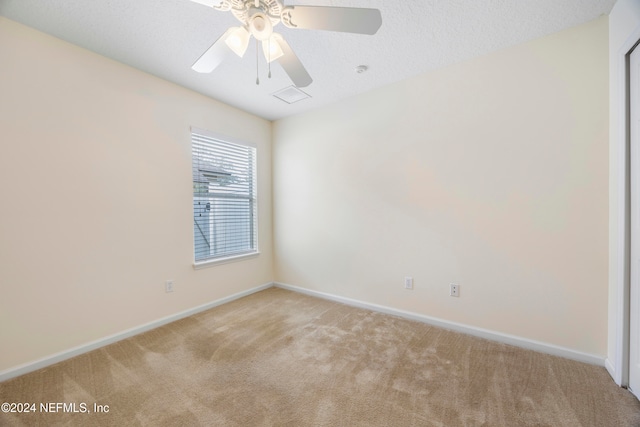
top-left (192, 130), bottom-right (257, 263)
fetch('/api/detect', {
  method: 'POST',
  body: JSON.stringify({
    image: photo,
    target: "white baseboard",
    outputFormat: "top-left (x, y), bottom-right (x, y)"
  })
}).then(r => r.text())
top-left (2, 281), bottom-right (606, 383)
top-left (274, 282), bottom-right (605, 367)
top-left (0, 282), bottom-right (274, 383)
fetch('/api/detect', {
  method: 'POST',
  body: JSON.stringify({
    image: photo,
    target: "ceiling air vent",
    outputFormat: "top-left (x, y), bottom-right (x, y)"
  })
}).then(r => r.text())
top-left (272, 86), bottom-right (311, 104)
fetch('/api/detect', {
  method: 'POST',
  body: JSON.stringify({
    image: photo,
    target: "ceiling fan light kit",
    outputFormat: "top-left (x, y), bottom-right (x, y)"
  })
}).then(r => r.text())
top-left (263, 34), bottom-right (284, 63)
top-left (224, 26), bottom-right (250, 57)
top-left (190, 0), bottom-right (382, 88)
top-left (248, 12), bottom-right (272, 40)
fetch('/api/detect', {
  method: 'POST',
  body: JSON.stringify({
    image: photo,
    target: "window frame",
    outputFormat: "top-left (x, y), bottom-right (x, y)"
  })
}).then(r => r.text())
top-left (190, 127), bottom-right (259, 269)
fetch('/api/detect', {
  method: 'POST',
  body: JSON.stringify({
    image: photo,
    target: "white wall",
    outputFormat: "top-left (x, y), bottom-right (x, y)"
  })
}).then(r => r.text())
top-left (608, 0), bottom-right (640, 385)
top-left (273, 17), bottom-right (609, 357)
top-left (0, 17), bottom-right (273, 373)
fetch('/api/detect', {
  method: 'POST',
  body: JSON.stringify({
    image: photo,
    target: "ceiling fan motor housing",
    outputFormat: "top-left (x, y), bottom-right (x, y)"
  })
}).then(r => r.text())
top-left (223, 0), bottom-right (283, 28)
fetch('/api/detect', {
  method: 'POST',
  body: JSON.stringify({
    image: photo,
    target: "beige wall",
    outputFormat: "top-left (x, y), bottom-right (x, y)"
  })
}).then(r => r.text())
top-left (0, 14), bottom-right (612, 373)
top-left (0, 17), bottom-right (273, 373)
top-left (608, 0), bottom-right (640, 384)
top-left (273, 17), bottom-right (609, 356)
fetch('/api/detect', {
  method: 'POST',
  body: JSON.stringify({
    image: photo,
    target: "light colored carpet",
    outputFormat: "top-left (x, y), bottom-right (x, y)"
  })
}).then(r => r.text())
top-left (1, 287), bottom-right (639, 426)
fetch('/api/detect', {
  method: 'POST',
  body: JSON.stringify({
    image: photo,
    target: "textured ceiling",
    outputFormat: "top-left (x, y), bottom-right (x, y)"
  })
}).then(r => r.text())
top-left (0, 0), bottom-right (616, 121)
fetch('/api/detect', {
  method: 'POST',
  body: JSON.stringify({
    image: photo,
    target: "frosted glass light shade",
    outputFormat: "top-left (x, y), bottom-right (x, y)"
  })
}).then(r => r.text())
top-left (225, 26), bottom-right (250, 57)
top-left (249, 12), bottom-right (273, 41)
top-left (262, 34), bottom-right (284, 63)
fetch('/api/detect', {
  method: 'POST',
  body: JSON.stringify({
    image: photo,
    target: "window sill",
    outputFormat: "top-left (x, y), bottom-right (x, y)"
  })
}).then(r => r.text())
top-left (193, 252), bottom-right (260, 270)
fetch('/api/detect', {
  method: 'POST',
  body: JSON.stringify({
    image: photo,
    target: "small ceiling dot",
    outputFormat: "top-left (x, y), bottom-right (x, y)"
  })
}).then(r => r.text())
top-left (355, 65), bottom-right (368, 74)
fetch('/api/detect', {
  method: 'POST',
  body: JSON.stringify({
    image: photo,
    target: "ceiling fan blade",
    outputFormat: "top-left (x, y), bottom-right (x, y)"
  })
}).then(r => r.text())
top-left (281, 6), bottom-right (382, 35)
top-left (191, 28), bottom-right (235, 73)
top-left (190, 0), bottom-right (219, 7)
top-left (274, 36), bottom-right (313, 88)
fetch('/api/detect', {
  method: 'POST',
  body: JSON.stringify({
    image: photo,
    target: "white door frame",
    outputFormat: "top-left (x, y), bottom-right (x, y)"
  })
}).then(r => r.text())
top-left (629, 42), bottom-right (640, 397)
top-left (611, 28), bottom-right (640, 388)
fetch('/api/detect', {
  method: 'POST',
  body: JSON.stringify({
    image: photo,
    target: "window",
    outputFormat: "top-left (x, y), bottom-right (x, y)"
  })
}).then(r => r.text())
top-left (191, 129), bottom-right (257, 264)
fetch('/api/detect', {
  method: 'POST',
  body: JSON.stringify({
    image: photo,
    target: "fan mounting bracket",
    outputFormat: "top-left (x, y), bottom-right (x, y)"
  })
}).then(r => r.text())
top-left (218, 0), bottom-right (283, 27)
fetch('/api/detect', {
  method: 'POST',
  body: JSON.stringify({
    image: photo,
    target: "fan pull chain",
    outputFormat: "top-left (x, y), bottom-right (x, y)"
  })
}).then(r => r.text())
top-left (268, 38), bottom-right (272, 79)
top-left (255, 39), bottom-right (260, 85)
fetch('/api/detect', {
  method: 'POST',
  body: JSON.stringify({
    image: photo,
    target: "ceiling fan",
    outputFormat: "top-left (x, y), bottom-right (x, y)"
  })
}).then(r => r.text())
top-left (190, 0), bottom-right (382, 87)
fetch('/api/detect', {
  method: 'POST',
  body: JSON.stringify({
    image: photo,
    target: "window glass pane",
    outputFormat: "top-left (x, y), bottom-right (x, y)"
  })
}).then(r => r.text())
top-left (192, 131), bottom-right (257, 262)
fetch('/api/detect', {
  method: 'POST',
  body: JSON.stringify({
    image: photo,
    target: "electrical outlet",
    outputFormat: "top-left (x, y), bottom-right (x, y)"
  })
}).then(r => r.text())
top-left (404, 277), bottom-right (413, 290)
top-left (165, 280), bottom-right (174, 293)
top-left (450, 283), bottom-right (459, 297)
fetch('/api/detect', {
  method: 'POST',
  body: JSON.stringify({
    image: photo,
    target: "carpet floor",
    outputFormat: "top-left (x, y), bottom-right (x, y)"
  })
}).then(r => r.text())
top-left (1, 287), bottom-right (639, 426)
